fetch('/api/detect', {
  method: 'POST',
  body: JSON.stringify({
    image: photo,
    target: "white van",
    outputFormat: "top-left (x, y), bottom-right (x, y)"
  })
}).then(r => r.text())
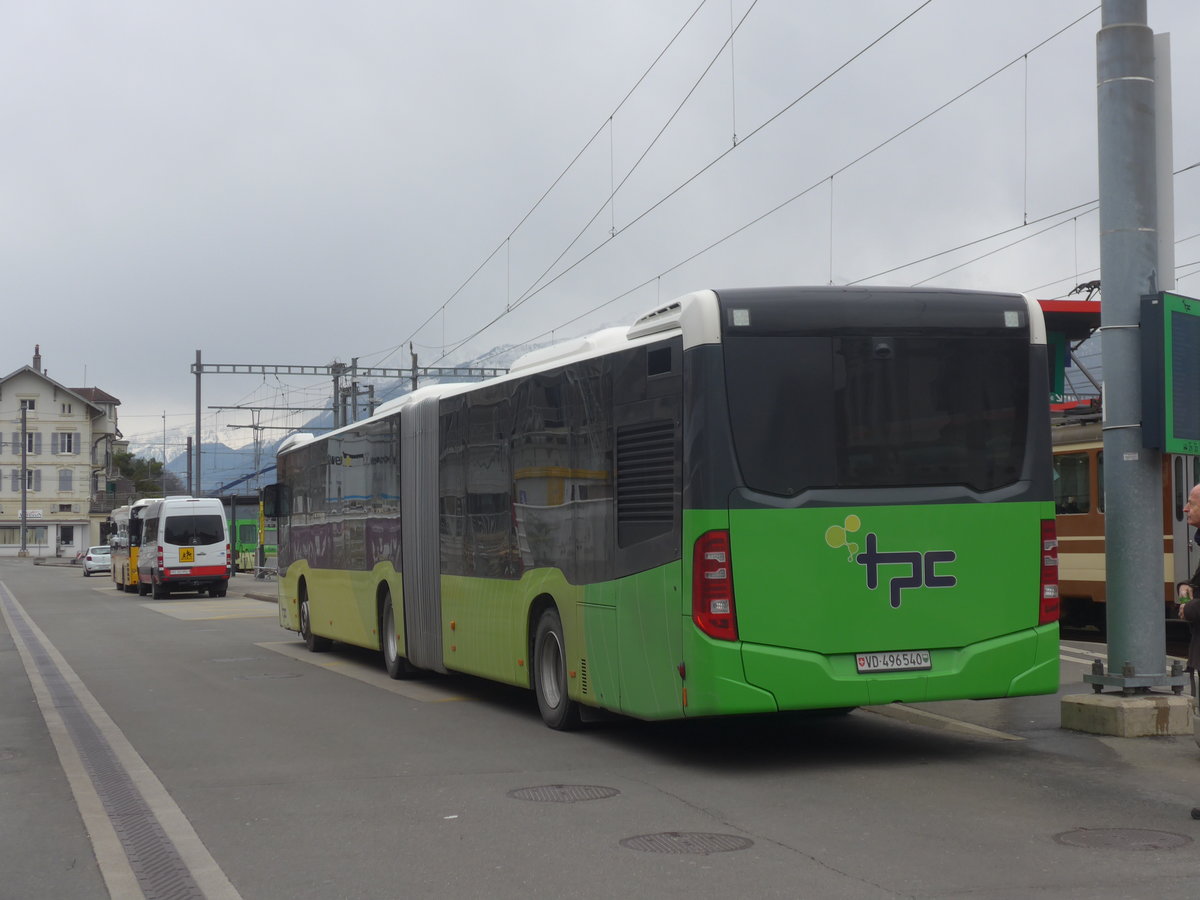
top-left (136, 497), bottom-right (231, 598)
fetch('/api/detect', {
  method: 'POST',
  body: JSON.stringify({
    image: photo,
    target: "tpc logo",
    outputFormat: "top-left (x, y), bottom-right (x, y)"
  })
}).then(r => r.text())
top-left (825, 515), bottom-right (957, 608)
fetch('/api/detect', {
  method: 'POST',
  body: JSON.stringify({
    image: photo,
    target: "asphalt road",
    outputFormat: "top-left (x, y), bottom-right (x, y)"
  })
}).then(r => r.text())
top-left (3, 557), bottom-right (1200, 900)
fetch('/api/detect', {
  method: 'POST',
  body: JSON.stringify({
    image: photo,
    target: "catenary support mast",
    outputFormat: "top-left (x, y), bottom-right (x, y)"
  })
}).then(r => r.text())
top-left (1087, 0), bottom-right (1178, 693)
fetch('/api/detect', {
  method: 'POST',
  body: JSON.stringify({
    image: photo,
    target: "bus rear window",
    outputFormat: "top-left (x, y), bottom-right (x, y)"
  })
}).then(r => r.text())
top-left (723, 335), bottom-right (1029, 494)
top-left (164, 515), bottom-right (226, 546)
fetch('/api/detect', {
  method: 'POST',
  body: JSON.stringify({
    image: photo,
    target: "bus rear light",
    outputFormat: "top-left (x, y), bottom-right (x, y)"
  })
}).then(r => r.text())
top-left (693, 530), bottom-right (738, 641)
top-left (1039, 519), bottom-right (1059, 625)
top-left (157, 545), bottom-right (164, 570)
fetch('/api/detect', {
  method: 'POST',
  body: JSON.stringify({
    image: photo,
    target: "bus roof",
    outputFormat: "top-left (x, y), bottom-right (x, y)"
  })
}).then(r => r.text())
top-left (276, 286), bottom-right (1043, 457)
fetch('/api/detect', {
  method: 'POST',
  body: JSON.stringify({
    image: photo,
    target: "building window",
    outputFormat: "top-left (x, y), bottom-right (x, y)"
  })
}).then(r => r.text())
top-left (58, 503), bottom-right (73, 513)
top-left (0, 526), bottom-right (48, 545)
top-left (61, 403), bottom-right (72, 415)
top-left (58, 468), bottom-right (73, 491)
top-left (19, 399), bottom-right (35, 411)
top-left (56, 433), bottom-right (76, 454)
top-left (10, 469), bottom-right (40, 492)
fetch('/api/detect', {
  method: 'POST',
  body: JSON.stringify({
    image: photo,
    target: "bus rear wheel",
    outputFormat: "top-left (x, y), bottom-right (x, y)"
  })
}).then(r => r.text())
top-left (299, 583), bottom-right (331, 653)
top-left (533, 607), bottom-right (580, 731)
top-left (381, 591), bottom-right (417, 679)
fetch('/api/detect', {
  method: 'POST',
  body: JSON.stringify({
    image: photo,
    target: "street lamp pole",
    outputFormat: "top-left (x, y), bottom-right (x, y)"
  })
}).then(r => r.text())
top-left (18, 404), bottom-right (28, 557)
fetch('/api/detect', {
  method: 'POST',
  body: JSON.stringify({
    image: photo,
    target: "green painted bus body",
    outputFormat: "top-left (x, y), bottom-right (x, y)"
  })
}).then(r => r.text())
top-left (280, 499), bottom-right (1057, 721)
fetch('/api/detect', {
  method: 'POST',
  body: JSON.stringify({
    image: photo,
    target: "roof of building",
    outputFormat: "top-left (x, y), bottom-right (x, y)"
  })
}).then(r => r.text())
top-left (0, 365), bottom-right (108, 415)
top-left (70, 386), bottom-right (121, 405)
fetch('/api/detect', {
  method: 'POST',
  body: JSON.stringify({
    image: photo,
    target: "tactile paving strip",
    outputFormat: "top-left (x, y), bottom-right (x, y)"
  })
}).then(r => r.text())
top-left (3, 590), bottom-right (205, 899)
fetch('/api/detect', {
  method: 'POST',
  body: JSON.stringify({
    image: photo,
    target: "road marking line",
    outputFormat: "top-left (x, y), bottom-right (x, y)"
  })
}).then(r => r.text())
top-left (864, 703), bottom-right (1024, 741)
top-left (257, 641), bottom-right (466, 702)
top-left (0, 581), bottom-right (242, 900)
top-left (1061, 655), bottom-right (1097, 665)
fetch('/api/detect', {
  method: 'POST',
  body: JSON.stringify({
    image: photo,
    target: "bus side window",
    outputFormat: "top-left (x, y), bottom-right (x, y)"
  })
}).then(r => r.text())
top-left (1053, 451), bottom-right (1090, 515)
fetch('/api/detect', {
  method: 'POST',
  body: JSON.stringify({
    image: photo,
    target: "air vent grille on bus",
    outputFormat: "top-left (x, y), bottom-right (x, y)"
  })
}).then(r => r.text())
top-left (616, 421), bottom-right (676, 526)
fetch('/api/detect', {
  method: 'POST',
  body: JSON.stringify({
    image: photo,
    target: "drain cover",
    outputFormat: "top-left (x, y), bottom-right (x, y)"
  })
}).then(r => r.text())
top-left (620, 832), bottom-right (754, 855)
top-left (507, 784), bottom-right (620, 803)
top-left (1054, 828), bottom-right (1192, 851)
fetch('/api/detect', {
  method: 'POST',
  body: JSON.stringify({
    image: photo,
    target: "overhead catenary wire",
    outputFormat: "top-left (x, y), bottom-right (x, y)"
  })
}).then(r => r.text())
top-left (489, 157), bottom-right (1192, 363)
top-left (464, 0), bottom-right (767, 342)
top-left (361, 0), bottom-right (712, 369)
top-left (434, 0), bottom-right (940, 364)
top-left (437, 3), bottom-right (1098, 366)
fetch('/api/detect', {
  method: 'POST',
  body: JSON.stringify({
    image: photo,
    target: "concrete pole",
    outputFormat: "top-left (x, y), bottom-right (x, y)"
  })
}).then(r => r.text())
top-left (195, 350), bottom-right (202, 497)
top-left (1155, 34), bottom-right (1174, 294)
top-left (1091, 0), bottom-right (1168, 692)
top-left (332, 371), bottom-right (342, 430)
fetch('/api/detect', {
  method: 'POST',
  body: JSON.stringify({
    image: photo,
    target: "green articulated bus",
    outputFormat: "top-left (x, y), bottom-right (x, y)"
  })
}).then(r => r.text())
top-left (265, 286), bottom-right (1060, 729)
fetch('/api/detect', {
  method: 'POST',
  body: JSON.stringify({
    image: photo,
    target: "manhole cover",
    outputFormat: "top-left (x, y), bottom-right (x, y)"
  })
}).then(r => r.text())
top-left (1054, 828), bottom-right (1191, 851)
top-left (507, 784), bottom-right (620, 803)
top-left (620, 832), bottom-right (754, 855)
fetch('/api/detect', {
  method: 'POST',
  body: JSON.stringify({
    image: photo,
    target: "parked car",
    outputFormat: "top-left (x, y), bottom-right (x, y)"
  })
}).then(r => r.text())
top-left (82, 545), bottom-right (111, 576)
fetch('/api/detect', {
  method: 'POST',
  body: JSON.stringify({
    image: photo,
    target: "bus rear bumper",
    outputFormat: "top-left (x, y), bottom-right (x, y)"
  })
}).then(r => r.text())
top-left (729, 624), bottom-right (1060, 711)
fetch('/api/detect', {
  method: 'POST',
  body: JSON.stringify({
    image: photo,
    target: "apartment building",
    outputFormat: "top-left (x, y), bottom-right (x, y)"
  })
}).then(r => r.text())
top-left (0, 346), bottom-right (120, 556)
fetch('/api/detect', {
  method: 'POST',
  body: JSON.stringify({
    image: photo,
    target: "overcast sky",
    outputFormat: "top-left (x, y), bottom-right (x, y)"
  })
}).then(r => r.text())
top-left (4, 1), bottom-right (1198, 457)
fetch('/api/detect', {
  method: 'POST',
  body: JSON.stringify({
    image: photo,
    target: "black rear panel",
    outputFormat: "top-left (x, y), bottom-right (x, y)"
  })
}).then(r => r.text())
top-left (682, 287), bottom-right (1051, 509)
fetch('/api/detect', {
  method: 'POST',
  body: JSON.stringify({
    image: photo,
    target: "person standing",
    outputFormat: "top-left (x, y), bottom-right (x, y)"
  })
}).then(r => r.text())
top-left (1175, 484), bottom-right (1200, 683)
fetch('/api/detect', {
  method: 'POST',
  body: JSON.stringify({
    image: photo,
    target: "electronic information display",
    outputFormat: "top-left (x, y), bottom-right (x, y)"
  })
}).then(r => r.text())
top-left (1142, 291), bottom-right (1200, 454)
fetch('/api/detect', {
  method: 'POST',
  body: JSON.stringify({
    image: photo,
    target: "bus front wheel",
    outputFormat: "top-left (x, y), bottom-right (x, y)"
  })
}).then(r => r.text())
top-left (533, 607), bottom-right (580, 731)
top-left (299, 583), bottom-right (331, 653)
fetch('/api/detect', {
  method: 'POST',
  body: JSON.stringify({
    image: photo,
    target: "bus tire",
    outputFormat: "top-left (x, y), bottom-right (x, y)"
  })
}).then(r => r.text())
top-left (152, 577), bottom-right (169, 600)
top-left (300, 582), bottom-right (331, 653)
top-left (381, 590), bottom-right (418, 679)
top-left (533, 607), bottom-right (580, 731)
top-left (210, 583), bottom-right (227, 598)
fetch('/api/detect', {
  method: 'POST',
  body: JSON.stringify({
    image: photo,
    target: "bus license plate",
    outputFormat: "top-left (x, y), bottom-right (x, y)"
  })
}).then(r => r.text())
top-left (179, 548), bottom-right (195, 563)
top-left (855, 650), bottom-right (931, 673)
